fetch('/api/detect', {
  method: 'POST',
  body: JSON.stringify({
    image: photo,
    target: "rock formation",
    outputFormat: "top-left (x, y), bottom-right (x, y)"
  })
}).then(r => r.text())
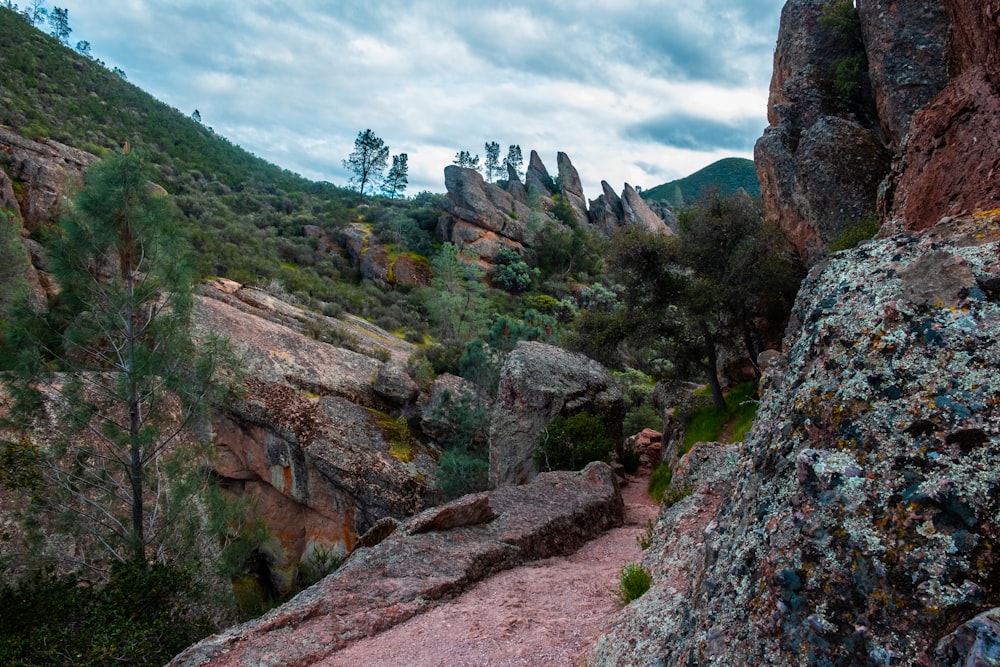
top-left (755, 0), bottom-right (949, 265)
top-left (489, 341), bottom-right (624, 487)
top-left (341, 223), bottom-right (432, 287)
top-left (438, 152), bottom-right (676, 268)
top-left (169, 462), bottom-right (623, 666)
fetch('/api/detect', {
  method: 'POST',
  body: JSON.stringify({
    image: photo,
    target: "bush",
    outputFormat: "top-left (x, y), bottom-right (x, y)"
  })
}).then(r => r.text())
top-left (682, 381), bottom-right (758, 452)
top-left (829, 214), bottom-right (880, 252)
top-left (534, 412), bottom-right (614, 473)
top-left (0, 561), bottom-right (214, 666)
top-left (435, 449), bottom-right (490, 500)
top-left (617, 563), bottom-right (652, 605)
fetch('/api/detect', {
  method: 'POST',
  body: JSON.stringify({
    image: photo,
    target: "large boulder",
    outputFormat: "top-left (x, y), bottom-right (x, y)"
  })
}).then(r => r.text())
top-left (524, 149), bottom-right (555, 198)
top-left (194, 283), bottom-right (435, 589)
top-left (342, 224), bottom-right (431, 288)
top-left (170, 462), bottom-right (623, 667)
top-left (489, 341), bottom-right (624, 487)
top-left (589, 217), bottom-right (1000, 665)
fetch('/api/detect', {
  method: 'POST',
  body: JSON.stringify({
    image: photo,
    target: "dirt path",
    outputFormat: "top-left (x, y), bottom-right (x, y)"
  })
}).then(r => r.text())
top-left (319, 474), bottom-right (659, 667)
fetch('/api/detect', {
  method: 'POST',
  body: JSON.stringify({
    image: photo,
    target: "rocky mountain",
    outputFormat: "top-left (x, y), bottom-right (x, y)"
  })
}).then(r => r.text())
top-left (588, 1), bottom-right (1000, 665)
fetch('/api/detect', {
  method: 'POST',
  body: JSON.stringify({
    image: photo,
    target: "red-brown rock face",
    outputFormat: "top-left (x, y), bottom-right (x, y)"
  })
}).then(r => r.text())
top-left (886, 0), bottom-right (1000, 229)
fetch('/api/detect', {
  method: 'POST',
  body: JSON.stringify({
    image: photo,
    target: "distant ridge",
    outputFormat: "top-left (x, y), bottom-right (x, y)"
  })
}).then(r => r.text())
top-left (641, 157), bottom-right (760, 209)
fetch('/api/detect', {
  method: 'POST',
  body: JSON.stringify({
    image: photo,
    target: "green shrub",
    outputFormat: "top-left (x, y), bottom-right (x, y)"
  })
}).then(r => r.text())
top-left (829, 214), bottom-right (880, 252)
top-left (623, 402), bottom-right (660, 436)
top-left (682, 381), bottom-right (758, 451)
top-left (0, 561), bottom-right (214, 667)
top-left (535, 412), bottom-right (614, 473)
top-left (435, 449), bottom-right (489, 500)
top-left (647, 463), bottom-right (673, 503)
top-left (617, 562), bottom-right (652, 605)
top-left (619, 443), bottom-right (643, 475)
top-left (636, 519), bottom-right (655, 550)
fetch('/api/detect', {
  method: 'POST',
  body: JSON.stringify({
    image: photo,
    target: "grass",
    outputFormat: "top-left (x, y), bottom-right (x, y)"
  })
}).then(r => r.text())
top-left (681, 381), bottom-right (758, 452)
top-left (617, 563), bottom-right (652, 605)
top-left (647, 463), bottom-right (673, 503)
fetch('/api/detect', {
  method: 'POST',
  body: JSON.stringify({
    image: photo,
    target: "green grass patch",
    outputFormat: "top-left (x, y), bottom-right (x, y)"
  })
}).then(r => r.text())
top-left (617, 563), bottom-right (652, 605)
top-left (682, 381), bottom-right (758, 452)
top-left (647, 463), bottom-right (673, 503)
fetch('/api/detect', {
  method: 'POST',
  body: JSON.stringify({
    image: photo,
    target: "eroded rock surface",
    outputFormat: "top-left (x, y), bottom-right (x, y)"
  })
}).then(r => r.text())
top-left (489, 341), bottom-right (624, 487)
top-left (589, 218), bottom-right (1000, 666)
top-left (170, 462), bottom-right (623, 667)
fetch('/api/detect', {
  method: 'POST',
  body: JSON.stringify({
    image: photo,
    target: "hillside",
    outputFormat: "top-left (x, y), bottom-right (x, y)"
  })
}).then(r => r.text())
top-left (640, 157), bottom-right (760, 208)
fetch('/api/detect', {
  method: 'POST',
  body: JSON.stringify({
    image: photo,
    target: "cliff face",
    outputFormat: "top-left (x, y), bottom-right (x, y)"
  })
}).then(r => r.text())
top-left (591, 2), bottom-right (1000, 665)
top-left (756, 0), bottom-right (950, 265)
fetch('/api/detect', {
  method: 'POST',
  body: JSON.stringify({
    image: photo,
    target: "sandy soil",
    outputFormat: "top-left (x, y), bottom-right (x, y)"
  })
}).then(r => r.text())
top-left (319, 474), bottom-right (658, 667)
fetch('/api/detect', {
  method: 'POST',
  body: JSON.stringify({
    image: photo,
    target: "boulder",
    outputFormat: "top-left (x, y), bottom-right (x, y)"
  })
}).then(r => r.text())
top-left (889, 65), bottom-right (1000, 230)
top-left (170, 462), bottom-right (623, 667)
top-left (437, 165), bottom-right (532, 262)
top-left (342, 223), bottom-right (431, 287)
top-left (524, 149), bottom-right (554, 198)
top-left (589, 219), bottom-right (1000, 665)
top-left (588, 180), bottom-right (625, 234)
top-left (489, 341), bottom-right (624, 487)
top-left (504, 163), bottom-right (527, 204)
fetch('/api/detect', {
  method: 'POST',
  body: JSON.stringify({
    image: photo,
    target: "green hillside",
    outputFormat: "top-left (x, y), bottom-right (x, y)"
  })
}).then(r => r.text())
top-left (0, 7), bottom-right (366, 293)
top-left (641, 157), bottom-right (760, 208)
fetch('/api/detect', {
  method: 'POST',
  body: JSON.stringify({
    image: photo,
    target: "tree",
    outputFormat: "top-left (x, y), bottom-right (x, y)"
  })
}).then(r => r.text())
top-left (503, 144), bottom-right (523, 179)
top-left (381, 152), bottom-right (408, 199)
top-left (21, 0), bottom-right (45, 26)
top-left (483, 141), bottom-right (501, 183)
top-left (343, 129), bottom-right (390, 204)
top-left (75, 39), bottom-right (91, 57)
top-left (48, 6), bottom-right (70, 44)
top-left (424, 243), bottom-right (489, 343)
top-left (191, 109), bottom-right (202, 123)
top-left (452, 150), bottom-right (480, 172)
top-left (0, 148), bottom-right (232, 567)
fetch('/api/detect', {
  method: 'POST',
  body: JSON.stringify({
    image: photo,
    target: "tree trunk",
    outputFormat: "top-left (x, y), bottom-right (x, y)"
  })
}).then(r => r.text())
top-left (701, 324), bottom-right (727, 410)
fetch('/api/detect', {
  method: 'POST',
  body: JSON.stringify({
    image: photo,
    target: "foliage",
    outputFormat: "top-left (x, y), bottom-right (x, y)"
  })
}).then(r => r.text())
top-left (491, 247), bottom-right (535, 292)
top-left (819, 0), bottom-right (869, 110)
top-left (623, 402), bottom-right (661, 437)
top-left (343, 129), bottom-right (390, 203)
top-left (423, 243), bottom-right (490, 343)
top-left (0, 560), bottom-right (214, 666)
top-left (682, 381), bottom-right (759, 451)
top-left (436, 449), bottom-right (490, 500)
top-left (641, 157), bottom-right (760, 208)
top-left (0, 210), bottom-right (30, 312)
top-left (829, 213), bottom-right (880, 252)
top-left (296, 542), bottom-right (345, 588)
top-left (535, 412), bottom-right (614, 473)
top-left (483, 141), bottom-right (502, 183)
top-left (617, 562), bottom-right (652, 605)
top-left (636, 519), bottom-right (655, 550)
top-left (619, 442), bottom-right (642, 475)
top-left (381, 152), bottom-right (408, 199)
top-left (452, 150), bottom-right (480, 171)
top-left (533, 216), bottom-right (601, 281)
top-left (431, 391), bottom-right (490, 500)
top-left (647, 463), bottom-right (673, 503)
top-left (502, 144), bottom-right (523, 179)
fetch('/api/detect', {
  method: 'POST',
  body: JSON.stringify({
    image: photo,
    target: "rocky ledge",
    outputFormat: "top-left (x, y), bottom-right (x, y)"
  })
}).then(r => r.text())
top-left (171, 462), bottom-right (623, 666)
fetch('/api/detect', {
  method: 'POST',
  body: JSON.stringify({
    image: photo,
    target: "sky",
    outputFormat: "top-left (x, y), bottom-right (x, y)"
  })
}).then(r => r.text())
top-left (51, 0), bottom-right (784, 198)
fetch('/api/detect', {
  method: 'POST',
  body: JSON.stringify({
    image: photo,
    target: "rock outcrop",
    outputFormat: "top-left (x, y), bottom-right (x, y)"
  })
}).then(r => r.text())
top-left (556, 151), bottom-right (589, 227)
top-left (342, 223), bottom-right (432, 287)
top-left (170, 462), bottom-right (623, 667)
top-left (888, 0), bottom-right (1000, 230)
top-left (622, 183), bottom-right (673, 236)
top-left (590, 215), bottom-right (1000, 666)
top-left (489, 341), bottom-right (624, 487)
top-left (755, 0), bottom-right (949, 265)
top-left (436, 165), bottom-right (532, 262)
top-left (194, 281), bottom-right (438, 591)
top-left (0, 127), bottom-right (98, 232)
top-left (588, 181), bottom-right (626, 235)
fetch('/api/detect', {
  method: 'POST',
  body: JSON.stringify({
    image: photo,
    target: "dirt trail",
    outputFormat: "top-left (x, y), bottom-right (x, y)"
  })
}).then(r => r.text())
top-left (319, 474), bottom-right (659, 667)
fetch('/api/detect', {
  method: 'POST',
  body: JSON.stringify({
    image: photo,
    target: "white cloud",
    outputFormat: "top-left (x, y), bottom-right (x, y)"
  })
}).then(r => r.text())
top-left (55, 0), bottom-right (782, 196)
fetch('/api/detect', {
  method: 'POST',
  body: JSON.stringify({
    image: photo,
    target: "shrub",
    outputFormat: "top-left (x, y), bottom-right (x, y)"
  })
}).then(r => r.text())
top-left (617, 562), bottom-right (652, 605)
top-left (829, 214), bottom-right (880, 252)
top-left (682, 381), bottom-right (758, 451)
top-left (435, 449), bottom-right (489, 500)
top-left (623, 402), bottom-right (660, 437)
top-left (619, 443), bottom-right (643, 475)
top-left (636, 519), bottom-right (655, 550)
top-left (647, 463), bottom-right (673, 503)
top-left (535, 412), bottom-right (614, 473)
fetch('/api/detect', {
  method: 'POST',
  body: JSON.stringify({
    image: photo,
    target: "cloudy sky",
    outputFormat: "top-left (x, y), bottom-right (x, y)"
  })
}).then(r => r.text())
top-left (52, 0), bottom-right (783, 197)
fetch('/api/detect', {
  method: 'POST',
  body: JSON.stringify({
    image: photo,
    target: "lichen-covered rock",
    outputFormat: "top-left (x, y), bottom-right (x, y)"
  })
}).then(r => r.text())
top-left (933, 607), bottom-right (1000, 666)
top-left (589, 217), bottom-right (1000, 666)
top-left (436, 165), bottom-right (531, 262)
top-left (489, 341), bottom-right (624, 487)
top-left (169, 462), bottom-right (623, 667)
